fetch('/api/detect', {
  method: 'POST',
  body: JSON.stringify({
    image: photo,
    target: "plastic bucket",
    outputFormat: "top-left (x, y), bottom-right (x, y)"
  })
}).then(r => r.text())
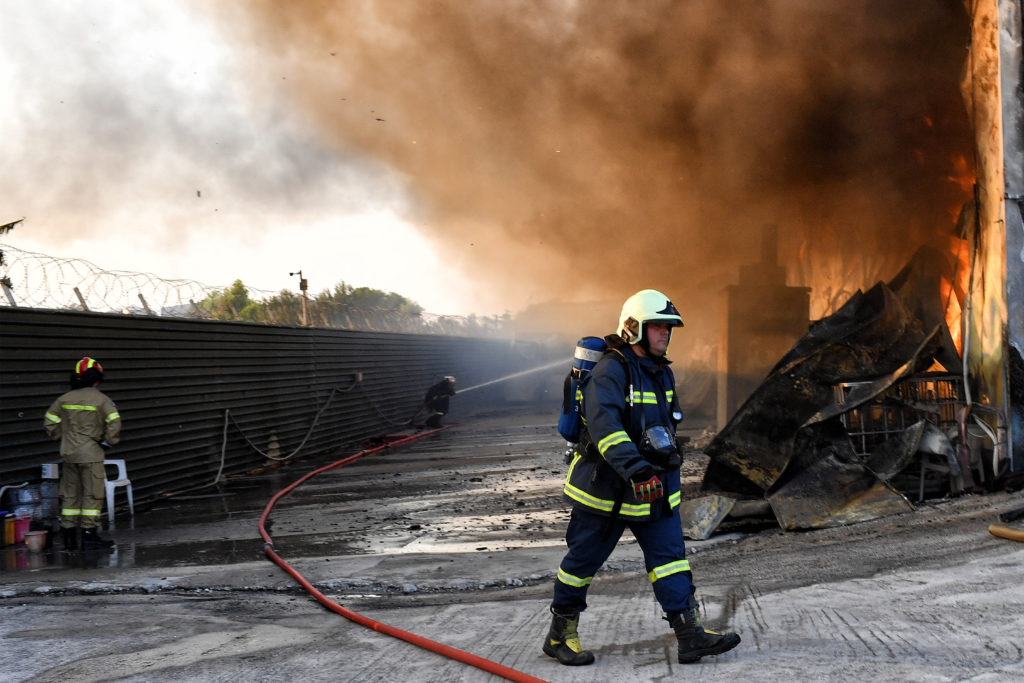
top-left (23, 530), bottom-right (47, 552)
top-left (13, 515), bottom-right (31, 544)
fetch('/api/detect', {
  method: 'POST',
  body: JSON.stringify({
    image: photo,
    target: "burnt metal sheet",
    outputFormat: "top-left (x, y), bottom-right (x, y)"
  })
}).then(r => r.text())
top-left (704, 280), bottom-right (943, 493)
top-left (802, 328), bottom-right (942, 429)
top-left (862, 420), bottom-right (926, 481)
top-left (678, 494), bottom-right (736, 541)
top-left (766, 422), bottom-right (914, 531)
top-left (693, 247), bottom-right (964, 534)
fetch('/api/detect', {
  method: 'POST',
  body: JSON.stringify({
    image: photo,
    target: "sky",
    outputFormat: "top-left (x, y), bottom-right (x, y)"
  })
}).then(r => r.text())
top-left (0, 0), bottom-right (974, 333)
top-left (0, 0), bottom-right (476, 315)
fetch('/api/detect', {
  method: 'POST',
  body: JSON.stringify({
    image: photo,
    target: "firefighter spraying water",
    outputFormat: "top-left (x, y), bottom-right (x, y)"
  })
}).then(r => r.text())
top-left (411, 359), bottom-right (568, 428)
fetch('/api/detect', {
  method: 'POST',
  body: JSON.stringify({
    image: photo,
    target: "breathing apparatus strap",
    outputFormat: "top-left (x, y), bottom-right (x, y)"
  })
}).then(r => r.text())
top-left (600, 343), bottom-right (636, 539)
top-left (561, 374), bottom-right (573, 417)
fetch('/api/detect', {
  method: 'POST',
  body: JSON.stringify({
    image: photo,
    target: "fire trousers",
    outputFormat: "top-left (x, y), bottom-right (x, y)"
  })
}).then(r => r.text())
top-left (60, 461), bottom-right (106, 530)
top-left (552, 506), bottom-right (697, 614)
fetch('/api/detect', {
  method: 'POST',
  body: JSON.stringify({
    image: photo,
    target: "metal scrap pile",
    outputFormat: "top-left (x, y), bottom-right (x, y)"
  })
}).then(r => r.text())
top-left (683, 246), bottom-right (971, 538)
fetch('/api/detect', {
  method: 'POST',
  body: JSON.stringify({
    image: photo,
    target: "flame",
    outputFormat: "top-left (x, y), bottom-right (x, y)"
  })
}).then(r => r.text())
top-left (947, 154), bottom-right (974, 194)
top-left (942, 235), bottom-right (970, 356)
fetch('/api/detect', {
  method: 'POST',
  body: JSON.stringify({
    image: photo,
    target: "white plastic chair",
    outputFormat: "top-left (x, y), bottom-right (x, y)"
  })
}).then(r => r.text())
top-left (103, 459), bottom-right (134, 519)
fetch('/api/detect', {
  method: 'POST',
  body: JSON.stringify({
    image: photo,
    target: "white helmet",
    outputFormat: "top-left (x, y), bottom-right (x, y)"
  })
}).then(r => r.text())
top-left (617, 289), bottom-right (684, 345)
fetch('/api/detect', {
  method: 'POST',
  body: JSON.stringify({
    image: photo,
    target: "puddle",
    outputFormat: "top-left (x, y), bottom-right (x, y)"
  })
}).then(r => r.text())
top-left (0, 537), bottom-right (271, 572)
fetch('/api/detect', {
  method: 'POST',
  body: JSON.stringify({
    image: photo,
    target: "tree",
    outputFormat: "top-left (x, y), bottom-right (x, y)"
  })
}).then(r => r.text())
top-left (315, 283), bottom-right (423, 316)
top-left (198, 279), bottom-right (426, 330)
top-left (199, 280), bottom-right (264, 321)
top-left (312, 282), bottom-right (424, 329)
top-left (261, 289), bottom-right (305, 325)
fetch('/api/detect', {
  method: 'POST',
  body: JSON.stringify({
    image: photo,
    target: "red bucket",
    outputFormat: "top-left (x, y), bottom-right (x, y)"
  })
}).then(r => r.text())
top-left (14, 515), bottom-right (31, 544)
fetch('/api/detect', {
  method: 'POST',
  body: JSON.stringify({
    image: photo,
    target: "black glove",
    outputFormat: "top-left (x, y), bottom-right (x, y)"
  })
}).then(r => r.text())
top-left (629, 467), bottom-right (663, 502)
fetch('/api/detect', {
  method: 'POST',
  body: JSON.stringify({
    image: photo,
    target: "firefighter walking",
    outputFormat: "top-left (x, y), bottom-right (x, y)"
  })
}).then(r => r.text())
top-left (544, 289), bottom-right (741, 666)
top-left (44, 357), bottom-right (121, 550)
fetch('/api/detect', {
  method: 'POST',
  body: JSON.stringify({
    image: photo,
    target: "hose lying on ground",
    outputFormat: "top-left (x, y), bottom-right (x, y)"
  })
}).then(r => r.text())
top-left (988, 523), bottom-right (1024, 542)
top-left (258, 427), bottom-right (549, 683)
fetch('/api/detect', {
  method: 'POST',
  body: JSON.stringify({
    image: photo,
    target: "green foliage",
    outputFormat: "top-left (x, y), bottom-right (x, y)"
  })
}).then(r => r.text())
top-left (199, 279), bottom-right (263, 321)
top-left (199, 279), bottom-right (425, 328)
top-left (196, 278), bottom-right (510, 337)
top-left (261, 289), bottom-right (304, 325)
top-left (315, 282), bottom-right (423, 317)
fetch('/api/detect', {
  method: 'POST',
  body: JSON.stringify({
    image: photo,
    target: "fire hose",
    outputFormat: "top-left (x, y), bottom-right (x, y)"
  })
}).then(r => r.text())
top-left (258, 427), bottom-right (548, 683)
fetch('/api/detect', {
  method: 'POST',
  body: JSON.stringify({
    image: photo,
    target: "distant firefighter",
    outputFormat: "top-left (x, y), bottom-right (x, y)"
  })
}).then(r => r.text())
top-left (423, 376), bottom-right (456, 428)
top-left (43, 357), bottom-right (121, 551)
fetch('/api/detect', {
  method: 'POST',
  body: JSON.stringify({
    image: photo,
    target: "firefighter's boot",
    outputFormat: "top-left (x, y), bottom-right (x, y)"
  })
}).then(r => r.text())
top-left (542, 608), bottom-right (595, 666)
top-left (668, 606), bottom-right (741, 664)
top-left (81, 528), bottom-right (114, 549)
top-left (62, 527), bottom-right (79, 551)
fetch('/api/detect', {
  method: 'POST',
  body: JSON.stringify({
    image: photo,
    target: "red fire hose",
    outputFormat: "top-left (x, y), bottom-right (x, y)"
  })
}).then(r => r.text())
top-left (258, 427), bottom-right (549, 683)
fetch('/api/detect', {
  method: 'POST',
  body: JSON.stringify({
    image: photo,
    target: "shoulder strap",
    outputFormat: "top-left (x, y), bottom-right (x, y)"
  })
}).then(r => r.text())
top-left (596, 338), bottom-right (639, 432)
top-left (560, 373), bottom-right (573, 416)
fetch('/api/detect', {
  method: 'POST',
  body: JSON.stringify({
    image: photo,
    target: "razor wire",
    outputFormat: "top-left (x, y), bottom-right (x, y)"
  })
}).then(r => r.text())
top-left (0, 243), bottom-right (507, 336)
top-left (0, 243), bottom-right (263, 316)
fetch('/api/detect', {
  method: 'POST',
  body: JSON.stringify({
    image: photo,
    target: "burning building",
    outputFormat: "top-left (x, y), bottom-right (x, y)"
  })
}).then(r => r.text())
top-left (685, 0), bottom-right (1024, 536)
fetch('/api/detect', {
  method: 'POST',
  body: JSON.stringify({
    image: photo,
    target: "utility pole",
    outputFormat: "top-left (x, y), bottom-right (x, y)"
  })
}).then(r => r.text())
top-left (290, 270), bottom-right (309, 326)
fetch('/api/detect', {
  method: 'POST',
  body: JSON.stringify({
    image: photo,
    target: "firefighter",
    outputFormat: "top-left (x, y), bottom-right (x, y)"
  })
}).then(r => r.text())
top-left (44, 357), bottom-right (121, 550)
top-left (423, 375), bottom-right (456, 428)
top-left (543, 290), bottom-right (740, 666)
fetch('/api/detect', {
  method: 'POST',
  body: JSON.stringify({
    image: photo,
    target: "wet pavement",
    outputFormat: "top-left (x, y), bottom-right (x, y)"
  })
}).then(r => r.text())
top-left (1, 406), bottom-right (586, 590)
top-left (3, 406), bottom-right (1024, 682)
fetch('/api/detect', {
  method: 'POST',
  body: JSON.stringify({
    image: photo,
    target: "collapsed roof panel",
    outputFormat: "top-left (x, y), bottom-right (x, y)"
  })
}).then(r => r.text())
top-left (695, 247), bottom-right (961, 533)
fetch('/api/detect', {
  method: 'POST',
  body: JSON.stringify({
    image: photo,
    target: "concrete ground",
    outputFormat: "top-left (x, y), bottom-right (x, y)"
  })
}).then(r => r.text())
top-left (2, 406), bottom-right (1024, 682)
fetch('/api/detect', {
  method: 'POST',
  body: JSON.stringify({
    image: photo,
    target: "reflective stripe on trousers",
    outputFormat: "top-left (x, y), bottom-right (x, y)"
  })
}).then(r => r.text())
top-left (552, 506), bottom-right (696, 614)
top-left (59, 461), bottom-right (106, 529)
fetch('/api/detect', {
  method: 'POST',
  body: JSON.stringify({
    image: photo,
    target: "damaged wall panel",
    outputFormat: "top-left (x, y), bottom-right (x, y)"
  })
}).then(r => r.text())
top-left (998, 0), bottom-right (1024, 470)
top-left (963, 0), bottom-right (1012, 465)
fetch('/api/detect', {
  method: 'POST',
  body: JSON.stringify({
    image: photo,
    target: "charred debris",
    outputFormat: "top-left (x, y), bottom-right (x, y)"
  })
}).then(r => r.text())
top-left (683, 245), bottom-right (1019, 539)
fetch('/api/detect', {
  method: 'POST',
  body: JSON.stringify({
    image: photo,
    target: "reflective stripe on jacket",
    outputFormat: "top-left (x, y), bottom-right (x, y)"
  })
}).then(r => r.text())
top-left (44, 387), bottom-right (121, 464)
top-left (562, 338), bottom-right (682, 521)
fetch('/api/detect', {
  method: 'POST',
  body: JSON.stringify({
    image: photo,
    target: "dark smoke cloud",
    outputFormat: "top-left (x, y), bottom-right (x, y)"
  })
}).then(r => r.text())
top-left (215, 0), bottom-right (972, 332)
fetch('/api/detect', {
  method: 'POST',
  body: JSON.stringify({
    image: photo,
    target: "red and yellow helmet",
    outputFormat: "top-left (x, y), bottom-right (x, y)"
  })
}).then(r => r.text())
top-left (74, 357), bottom-right (103, 377)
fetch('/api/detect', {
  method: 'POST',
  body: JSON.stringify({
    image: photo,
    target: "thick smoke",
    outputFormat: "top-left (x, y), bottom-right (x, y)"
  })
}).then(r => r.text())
top-left (216, 0), bottom-right (972, 335)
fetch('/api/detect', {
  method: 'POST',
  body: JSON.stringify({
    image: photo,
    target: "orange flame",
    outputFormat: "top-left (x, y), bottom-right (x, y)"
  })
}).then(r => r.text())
top-left (947, 154), bottom-right (974, 195)
top-left (942, 235), bottom-right (969, 357)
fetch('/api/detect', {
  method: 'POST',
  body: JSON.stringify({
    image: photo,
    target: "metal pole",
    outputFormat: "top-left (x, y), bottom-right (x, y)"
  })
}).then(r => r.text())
top-left (73, 287), bottom-right (89, 311)
top-left (290, 270), bottom-right (309, 326)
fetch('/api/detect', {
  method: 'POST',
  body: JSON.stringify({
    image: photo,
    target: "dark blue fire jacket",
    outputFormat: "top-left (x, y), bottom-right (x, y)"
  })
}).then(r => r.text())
top-left (562, 338), bottom-right (682, 521)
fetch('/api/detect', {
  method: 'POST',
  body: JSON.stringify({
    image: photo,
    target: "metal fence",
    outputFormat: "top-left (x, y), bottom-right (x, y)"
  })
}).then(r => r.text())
top-left (1, 307), bottom-right (559, 507)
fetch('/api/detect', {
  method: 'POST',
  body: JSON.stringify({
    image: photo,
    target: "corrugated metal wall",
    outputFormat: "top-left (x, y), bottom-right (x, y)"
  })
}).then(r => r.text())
top-left (1, 307), bottom-right (555, 502)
